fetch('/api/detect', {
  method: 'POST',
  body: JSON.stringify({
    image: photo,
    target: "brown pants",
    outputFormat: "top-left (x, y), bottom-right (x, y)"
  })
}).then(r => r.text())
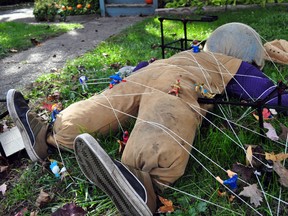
top-left (50, 51), bottom-right (241, 190)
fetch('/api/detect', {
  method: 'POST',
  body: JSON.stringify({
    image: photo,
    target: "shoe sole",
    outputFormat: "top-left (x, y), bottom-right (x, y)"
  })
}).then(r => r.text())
top-left (6, 89), bottom-right (39, 162)
top-left (74, 133), bottom-right (152, 216)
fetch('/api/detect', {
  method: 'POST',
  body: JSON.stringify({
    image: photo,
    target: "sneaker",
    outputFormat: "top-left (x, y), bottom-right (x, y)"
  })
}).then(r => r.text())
top-left (6, 89), bottom-right (49, 162)
top-left (74, 133), bottom-right (153, 216)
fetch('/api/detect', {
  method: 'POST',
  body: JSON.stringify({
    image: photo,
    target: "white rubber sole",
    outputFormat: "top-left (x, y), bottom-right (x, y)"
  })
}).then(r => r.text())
top-left (6, 89), bottom-right (39, 162)
top-left (74, 133), bottom-right (152, 216)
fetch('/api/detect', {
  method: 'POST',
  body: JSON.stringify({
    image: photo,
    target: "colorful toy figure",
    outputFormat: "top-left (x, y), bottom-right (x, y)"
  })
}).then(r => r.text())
top-left (191, 40), bottom-right (200, 53)
top-left (194, 83), bottom-right (216, 98)
top-left (117, 130), bottom-right (129, 153)
top-left (109, 74), bottom-right (126, 89)
top-left (51, 102), bottom-right (63, 123)
top-left (50, 161), bottom-right (61, 178)
top-left (252, 107), bottom-right (274, 121)
top-left (49, 160), bottom-right (67, 178)
top-left (168, 80), bottom-right (181, 97)
top-left (216, 170), bottom-right (238, 202)
top-left (79, 75), bottom-right (88, 92)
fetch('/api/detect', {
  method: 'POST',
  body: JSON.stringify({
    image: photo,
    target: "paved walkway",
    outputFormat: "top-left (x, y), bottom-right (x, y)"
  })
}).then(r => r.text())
top-left (0, 7), bottom-right (146, 99)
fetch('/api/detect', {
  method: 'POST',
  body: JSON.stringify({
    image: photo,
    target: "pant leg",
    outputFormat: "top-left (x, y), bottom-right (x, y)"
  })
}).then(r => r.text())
top-left (121, 92), bottom-right (202, 187)
top-left (49, 82), bottom-right (144, 149)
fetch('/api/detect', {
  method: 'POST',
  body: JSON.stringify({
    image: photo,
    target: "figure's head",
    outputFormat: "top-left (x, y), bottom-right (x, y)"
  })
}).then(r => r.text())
top-left (204, 22), bottom-right (265, 69)
top-left (226, 169), bottom-right (236, 178)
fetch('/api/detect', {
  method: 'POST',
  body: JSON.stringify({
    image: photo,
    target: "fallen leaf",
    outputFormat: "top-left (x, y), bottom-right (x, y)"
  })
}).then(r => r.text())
top-left (30, 211), bottom-right (38, 216)
top-left (157, 195), bottom-right (174, 213)
top-left (239, 184), bottom-right (263, 207)
top-left (265, 152), bottom-right (288, 162)
top-left (246, 145), bottom-right (253, 166)
top-left (279, 123), bottom-right (288, 141)
top-left (264, 122), bottom-right (279, 141)
top-left (244, 145), bottom-right (267, 168)
top-left (35, 189), bottom-right (52, 207)
top-left (273, 161), bottom-right (288, 187)
top-left (0, 166), bottom-right (8, 173)
top-left (0, 183), bottom-right (7, 195)
top-left (52, 202), bottom-right (87, 216)
top-left (9, 49), bottom-right (18, 53)
top-left (232, 163), bottom-right (255, 183)
top-left (14, 208), bottom-right (28, 216)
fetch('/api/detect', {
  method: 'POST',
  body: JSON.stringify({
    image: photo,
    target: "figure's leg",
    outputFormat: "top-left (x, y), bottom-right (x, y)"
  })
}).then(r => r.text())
top-left (6, 89), bottom-right (49, 161)
top-left (122, 92), bottom-right (202, 190)
top-left (74, 133), bottom-right (154, 215)
top-left (47, 83), bottom-right (143, 149)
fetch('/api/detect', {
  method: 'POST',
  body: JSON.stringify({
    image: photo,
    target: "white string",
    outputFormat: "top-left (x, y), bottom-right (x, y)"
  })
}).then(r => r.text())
top-left (89, 98), bottom-right (263, 215)
top-left (154, 180), bottom-right (244, 216)
top-left (100, 93), bottom-right (124, 133)
top-left (49, 49), bottom-right (288, 213)
top-left (194, 102), bottom-right (288, 148)
top-left (277, 135), bottom-right (288, 215)
top-left (52, 130), bottom-right (75, 183)
top-left (188, 102), bottom-right (268, 167)
top-left (257, 34), bottom-right (284, 82)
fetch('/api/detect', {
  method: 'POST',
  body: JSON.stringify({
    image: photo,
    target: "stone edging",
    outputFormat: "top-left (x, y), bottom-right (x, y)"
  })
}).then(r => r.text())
top-left (155, 3), bottom-right (288, 15)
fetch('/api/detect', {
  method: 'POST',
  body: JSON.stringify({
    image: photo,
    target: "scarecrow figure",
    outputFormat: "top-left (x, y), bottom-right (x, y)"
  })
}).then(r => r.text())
top-left (6, 22), bottom-right (288, 215)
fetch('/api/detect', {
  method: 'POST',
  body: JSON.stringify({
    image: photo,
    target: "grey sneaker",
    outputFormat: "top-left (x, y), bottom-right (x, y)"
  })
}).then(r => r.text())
top-left (74, 133), bottom-right (153, 216)
top-left (6, 89), bottom-right (49, 162)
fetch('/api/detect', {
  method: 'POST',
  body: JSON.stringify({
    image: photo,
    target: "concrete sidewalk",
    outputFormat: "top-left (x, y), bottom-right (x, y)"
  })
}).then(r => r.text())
top-left (0, 7), bottom-right (146, 99)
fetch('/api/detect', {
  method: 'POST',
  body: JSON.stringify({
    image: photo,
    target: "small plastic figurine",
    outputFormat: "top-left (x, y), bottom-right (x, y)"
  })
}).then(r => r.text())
top-left (194, 83), bottom-right (216, 98)
top-left (109, 74), bottom-right (126, 89)
top-left (51, 102), bottom-right (63, 123)
top-left (49, 160), bottom-right (67, 178)
top-left (168, 80), bottom-right (181, 97)
top-left (79, 75), bottom-right (88, 92)
top-left (50, 161), bottom-right (61, 178)
top-left (191, 40), bottom-right (200, 53)
top-left (117, 130), bottom-right (129, 153)
top-left (216, 170), bottom-right (238, 202)
top-left (253, 107), bottom-right (274, 121)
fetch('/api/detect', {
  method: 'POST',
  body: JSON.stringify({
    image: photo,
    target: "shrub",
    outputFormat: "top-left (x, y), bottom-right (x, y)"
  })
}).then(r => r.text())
top-left (33, 0), bottom-right (59, 21)
top-left (33, 0), bottom-right (99, 22)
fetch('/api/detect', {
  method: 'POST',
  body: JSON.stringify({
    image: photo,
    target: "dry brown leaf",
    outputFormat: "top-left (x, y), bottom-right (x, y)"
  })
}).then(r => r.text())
top-left (273, 161), bottom-right (288, 187)
top-left (239, 184), bottom-right (263, 207)
top-left (14, 208), bottom-right (28, 216)
top-left (246, 145), bottom-right (253, 166)
top-left (30, 211), bottom-right (38, 216)
top-left (0, 166), bottom-right (8, 173)
top-left (157, 195), bottom-right (174, 213)
top-left (35, 189), bottom-right (52, 207)
top-left (279, 123), bottom-right (288, 141)
top-left (0, 183), bottom-right (7, 195)
top-left (264, 122), bottom-right (279, 141)
top-left (9, 49), bottom-right (18, 53)
top-left (265, 152), bottom-right (288, 162)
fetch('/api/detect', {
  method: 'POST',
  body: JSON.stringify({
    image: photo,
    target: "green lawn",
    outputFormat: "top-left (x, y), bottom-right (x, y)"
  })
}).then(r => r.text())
top-left (1, 5), bottom-right (288, 216)
top-left (0, 21), bottom-right (82, 58)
